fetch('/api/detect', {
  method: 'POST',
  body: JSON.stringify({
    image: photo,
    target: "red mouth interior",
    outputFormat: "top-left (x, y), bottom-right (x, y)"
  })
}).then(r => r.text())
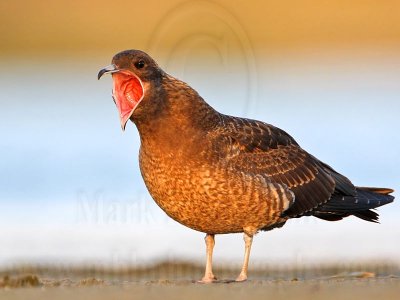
top-left (112, 72), bottom-right (144, 129)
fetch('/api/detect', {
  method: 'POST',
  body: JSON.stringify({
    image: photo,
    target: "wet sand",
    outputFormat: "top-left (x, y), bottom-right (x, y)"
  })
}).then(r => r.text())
top-left (0, 262), bottom-right (399, 299)
top-left (0, 277), bottom-right (399, 300)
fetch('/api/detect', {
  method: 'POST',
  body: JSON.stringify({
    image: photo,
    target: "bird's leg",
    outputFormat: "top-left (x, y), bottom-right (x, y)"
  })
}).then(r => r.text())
top-left (236, 232), bottom-right (253, 282)
top-left (199, 234), bottom-right (217, 283)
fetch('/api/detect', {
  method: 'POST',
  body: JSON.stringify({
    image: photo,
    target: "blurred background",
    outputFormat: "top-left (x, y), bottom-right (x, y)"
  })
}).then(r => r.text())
top-left (0, 0), bottom-right (399, 271)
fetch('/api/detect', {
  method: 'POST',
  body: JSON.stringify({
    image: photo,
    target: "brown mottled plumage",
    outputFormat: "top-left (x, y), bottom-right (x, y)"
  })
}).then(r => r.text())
top-left (98, 49), bottom-right (394, 283)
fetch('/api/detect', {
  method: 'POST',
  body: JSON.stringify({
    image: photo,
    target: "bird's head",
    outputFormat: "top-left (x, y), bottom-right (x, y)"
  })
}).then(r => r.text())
top-left (98, 50), bottom-right (164, 130)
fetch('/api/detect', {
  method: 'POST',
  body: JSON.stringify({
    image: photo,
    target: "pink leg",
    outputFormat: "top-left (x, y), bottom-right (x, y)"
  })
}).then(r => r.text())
top-left (199, 234), bottom-right (217, 283)
top-left (236, 232), bottom-right (253, 282)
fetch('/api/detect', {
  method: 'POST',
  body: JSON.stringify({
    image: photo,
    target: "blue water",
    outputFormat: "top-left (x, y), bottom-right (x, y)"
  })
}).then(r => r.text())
top-left (1, 55), bottom-right (398, 205)
top-left (0, 54), bottom-right (399, 265)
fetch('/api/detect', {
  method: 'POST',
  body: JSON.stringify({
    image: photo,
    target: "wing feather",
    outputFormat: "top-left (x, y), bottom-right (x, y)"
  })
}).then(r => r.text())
top-left (214, 115), bottom-right (336, 217)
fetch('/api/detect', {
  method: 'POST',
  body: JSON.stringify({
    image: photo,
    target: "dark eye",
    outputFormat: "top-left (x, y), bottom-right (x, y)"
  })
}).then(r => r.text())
top-left (135, 60), bottom-right (145, 69)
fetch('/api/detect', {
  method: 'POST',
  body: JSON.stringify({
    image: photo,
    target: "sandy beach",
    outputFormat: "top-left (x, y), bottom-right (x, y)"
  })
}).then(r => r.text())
top-left (1, 277), bottom-right (399, 300)
top-left (0, 262), bottom-right (399, 300)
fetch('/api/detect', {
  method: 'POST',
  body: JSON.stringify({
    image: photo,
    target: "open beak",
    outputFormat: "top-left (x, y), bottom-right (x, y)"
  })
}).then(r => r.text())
top-left (98, 64), bottom-right (120, 80)
top-left (98, 64), bottom-right (145, 131)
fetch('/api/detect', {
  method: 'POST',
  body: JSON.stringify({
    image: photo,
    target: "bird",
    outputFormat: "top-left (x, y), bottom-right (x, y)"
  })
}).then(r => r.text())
top-left (98, 49), bottom-right (395, 283)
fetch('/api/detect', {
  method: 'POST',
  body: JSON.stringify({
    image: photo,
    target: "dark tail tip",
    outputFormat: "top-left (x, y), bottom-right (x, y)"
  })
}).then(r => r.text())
top-left (353, 209), bottom-right (380, 223)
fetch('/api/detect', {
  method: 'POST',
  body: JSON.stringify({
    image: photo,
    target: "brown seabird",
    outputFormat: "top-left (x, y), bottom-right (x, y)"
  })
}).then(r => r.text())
top-left (98, 50), bottom-right (394, 283)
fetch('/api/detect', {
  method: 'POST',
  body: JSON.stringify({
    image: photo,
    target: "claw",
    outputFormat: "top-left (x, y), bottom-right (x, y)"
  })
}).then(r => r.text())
top-left (235, 273), bottom-right (247, 282)
top-left (198, 274), bottom-right (218, 284)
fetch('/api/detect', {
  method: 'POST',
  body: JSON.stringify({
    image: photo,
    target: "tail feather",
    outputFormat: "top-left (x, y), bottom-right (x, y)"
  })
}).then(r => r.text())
top-left (353, 210), bottom-right (380, 223)
top-left (357, 187), bottom-right (394, 195)
top-left (312, 186), bottom-right (394, 223)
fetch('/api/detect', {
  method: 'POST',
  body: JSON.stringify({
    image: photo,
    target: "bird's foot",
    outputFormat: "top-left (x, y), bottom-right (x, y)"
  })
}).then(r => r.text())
top-left (235, 273), bottom-right (247, 282)
top-left (198, 274), bottom-right (218, 284)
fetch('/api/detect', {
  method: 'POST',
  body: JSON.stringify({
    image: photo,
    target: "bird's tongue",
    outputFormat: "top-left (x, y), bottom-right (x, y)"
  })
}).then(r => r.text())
top-left (112, 72), bottom-right (144, 130)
